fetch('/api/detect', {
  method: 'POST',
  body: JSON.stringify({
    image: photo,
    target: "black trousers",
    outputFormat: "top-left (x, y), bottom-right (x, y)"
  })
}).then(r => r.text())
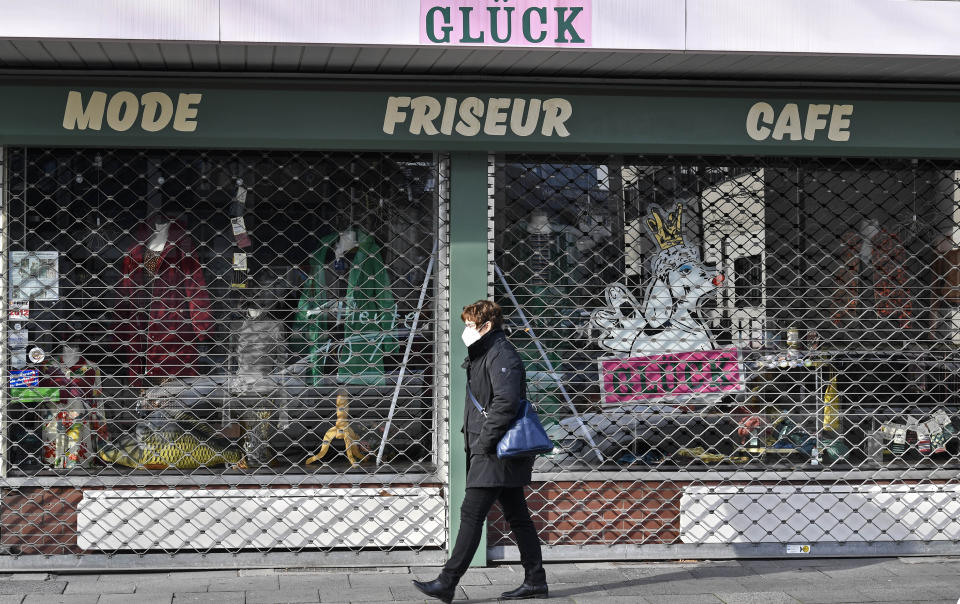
top-left (441, 486), bottom-right (546, 585)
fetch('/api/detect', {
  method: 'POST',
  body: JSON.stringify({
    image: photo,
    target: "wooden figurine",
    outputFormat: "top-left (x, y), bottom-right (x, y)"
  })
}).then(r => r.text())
top-left (305, 392), bottom-right (365, 466)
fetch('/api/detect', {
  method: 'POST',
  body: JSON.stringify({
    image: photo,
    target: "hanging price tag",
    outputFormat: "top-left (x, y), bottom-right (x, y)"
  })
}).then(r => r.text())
top-left (233, 253), bottom-right (249, 271)
top-left (231, 252), bottom-right (249, 289)
top-left (933, 409), bottom-right (952, 428)
top-left (231, 217), bottom-right (252, 248)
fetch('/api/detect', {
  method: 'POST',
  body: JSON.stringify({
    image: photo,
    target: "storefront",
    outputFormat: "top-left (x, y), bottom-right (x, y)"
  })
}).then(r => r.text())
top-left (0, 79), bottom-right (958, 569)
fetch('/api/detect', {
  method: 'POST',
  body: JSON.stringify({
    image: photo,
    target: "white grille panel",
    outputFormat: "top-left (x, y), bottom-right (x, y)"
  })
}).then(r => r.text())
top-left (78, 488), bottom-right (445, 550)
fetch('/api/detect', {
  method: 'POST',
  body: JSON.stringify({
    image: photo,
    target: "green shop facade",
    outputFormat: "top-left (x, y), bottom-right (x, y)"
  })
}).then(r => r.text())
top-left (1, 78), bottom-right (960, 569)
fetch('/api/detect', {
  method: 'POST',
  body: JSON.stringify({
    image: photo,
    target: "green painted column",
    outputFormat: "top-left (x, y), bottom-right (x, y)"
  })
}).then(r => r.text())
top-left (447, 151), bottom-right (489, 567)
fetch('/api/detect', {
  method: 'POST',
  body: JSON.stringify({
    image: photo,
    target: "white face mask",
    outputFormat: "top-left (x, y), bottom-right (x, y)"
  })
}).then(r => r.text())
top-left (461, 327), bottom-right (482, 348)
top-left (461, 322), bottom-right (486, 348)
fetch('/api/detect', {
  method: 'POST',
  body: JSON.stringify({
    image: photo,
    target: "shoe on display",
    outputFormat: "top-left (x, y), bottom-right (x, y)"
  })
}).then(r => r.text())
top-left (412, 578), bottom-right (456, 604)
top-left (501, 582), bottom-right (549, 600)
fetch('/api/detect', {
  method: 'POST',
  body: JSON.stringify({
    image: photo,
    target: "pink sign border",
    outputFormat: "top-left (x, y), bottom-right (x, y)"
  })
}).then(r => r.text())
top-left (598, 348), bottom-right (745, 405)
top-left (419, 0), bottom-right (593, 48)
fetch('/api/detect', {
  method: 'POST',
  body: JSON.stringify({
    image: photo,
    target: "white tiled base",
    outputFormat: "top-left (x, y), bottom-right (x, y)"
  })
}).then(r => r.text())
top-left (78, 487), bottom-right (445, 550)
top-left (680, 483), bottom-right (960, 543)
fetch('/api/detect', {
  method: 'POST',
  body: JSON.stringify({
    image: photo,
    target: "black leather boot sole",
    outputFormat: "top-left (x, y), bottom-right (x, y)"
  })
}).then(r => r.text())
top-left (500, 583), bottom-right (549, 600)
top-left (412, 578), bottom-right (456, 604)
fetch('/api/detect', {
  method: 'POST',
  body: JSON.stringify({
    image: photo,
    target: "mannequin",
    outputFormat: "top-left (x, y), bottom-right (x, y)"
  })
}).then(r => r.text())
top-left (323, 229), bottom-right (362, 326)
top-left (335, 229), bottom-right (359, 259)
top-left (527, 210), bottom-right (552, 285)
top-left (233, 285), bottom-right (284, 466)
top-left (934, 235), bottom-right (960, 346)
top-left (833, 217), bottom-right (913, 334)
top-left (527, 210), bottom-right (551, 236)
top-left (61, 343), bottom-right (81, 369)
top-left (147, 220), bottom-right (171, 253)
top-left (116, 218), bottom-right (212, 386)
top-left (858, 217), bottom-right (880, 262)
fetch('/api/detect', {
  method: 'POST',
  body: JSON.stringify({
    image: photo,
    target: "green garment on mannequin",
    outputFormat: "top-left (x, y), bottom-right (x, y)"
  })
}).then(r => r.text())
top-left (296, 231), bottom-right (398, 385)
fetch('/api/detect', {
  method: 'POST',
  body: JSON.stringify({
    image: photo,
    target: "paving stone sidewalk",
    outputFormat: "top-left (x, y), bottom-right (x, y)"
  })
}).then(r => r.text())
top-left (0, 556), bottom-right (957, 603)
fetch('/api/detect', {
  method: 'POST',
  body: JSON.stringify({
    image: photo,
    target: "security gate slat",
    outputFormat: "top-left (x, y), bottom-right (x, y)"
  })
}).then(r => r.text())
top-left (0, 148), bottom-right (450, 564)
top-left (489, 154), bottom-right (960, 559)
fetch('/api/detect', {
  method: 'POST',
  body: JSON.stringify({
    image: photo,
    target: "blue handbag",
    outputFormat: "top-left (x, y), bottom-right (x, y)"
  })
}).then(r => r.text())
top-left (468, 387), bottom-right (554, 459)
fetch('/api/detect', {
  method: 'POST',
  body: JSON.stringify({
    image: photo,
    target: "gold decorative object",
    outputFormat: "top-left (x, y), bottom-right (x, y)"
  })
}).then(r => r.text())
top-left (305, 393), bottom-right (365, 466)
top-left (644, 203), bottom-right (684, 250)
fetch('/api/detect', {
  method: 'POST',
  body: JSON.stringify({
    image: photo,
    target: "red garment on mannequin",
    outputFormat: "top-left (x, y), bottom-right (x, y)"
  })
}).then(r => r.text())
top-left (116, 220), bottom-right (212, 387)
top-left (833, 226), bottom-right (913, 329)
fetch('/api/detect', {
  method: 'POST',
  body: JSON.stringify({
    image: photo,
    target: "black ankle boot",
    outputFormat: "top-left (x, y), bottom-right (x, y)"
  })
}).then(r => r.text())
top-left (412, 577), bottom-right (456, 604)
top-left (501, 582), bottom-right (549, 600)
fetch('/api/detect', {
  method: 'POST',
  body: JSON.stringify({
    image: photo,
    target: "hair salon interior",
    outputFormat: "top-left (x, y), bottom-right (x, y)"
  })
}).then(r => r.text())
top-left (1, 0), bottom-right (960, 570)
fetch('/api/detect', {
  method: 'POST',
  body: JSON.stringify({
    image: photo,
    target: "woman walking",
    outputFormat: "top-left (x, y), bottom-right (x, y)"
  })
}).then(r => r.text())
top-left (413, 300), bottom-right (548, 602)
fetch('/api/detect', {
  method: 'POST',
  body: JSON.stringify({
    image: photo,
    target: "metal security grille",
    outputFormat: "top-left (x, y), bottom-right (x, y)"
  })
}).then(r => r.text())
top-left (489, 154), bottom-right (960, 558)
top-left (0, 147), bottom-right (449, 564)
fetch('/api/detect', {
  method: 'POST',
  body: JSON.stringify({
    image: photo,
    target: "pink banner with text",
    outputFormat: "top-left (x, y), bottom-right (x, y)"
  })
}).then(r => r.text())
top-left (600, 349), bottom-right (744, 404)
top-left (420, 0), bottom-right (592, 47)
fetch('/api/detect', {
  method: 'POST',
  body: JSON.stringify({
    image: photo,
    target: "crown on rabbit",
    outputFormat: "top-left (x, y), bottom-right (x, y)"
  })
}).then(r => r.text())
top-left (644, 203), bottom-right (684, 250)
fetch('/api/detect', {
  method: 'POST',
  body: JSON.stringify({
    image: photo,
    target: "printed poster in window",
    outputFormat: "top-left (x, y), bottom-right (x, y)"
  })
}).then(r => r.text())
top-left (10, 251), bottom-right (59, 301)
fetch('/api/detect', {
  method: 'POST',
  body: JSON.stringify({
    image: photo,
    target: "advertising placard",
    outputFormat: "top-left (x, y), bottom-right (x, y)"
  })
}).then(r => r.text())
top-left (600, 348), bottom-right (743, 404)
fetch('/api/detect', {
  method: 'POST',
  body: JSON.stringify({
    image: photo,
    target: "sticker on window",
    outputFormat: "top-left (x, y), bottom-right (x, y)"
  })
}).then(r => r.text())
top-left (10, 369), bottom-right (39, 388)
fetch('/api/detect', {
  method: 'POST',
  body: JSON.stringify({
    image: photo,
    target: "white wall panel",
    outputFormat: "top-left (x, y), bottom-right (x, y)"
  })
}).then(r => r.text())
top-left (688, 0), bottom-right (960, 56)
top-left (0, 1), bottom-right (219, 42)
top-left (593, 0), bottom-right (685, 51)
top-left (221, 0), bottom-right (421, 46)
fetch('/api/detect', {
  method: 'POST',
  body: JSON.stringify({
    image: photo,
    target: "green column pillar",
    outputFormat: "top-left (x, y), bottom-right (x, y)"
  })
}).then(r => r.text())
top-left (447, 151), bottom-right (489, 567)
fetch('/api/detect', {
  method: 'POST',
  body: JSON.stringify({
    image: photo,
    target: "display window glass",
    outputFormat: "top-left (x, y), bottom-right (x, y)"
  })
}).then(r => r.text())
top-left (4, 148), bottom-right (445, 478)
top-left (492, 154), bottom-right (960, 473)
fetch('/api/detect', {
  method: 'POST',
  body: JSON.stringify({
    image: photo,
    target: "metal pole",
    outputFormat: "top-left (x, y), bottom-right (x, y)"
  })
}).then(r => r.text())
top-left (0, 147), bottom-right (7, 479)
top-left (494, 264), bottom-right (604, 463)
top-left (377, 240), bottom-right (437, 466)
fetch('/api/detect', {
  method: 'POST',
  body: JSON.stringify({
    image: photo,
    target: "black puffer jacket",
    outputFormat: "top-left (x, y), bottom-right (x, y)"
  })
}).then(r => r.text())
top-left (462, 329), bottom-right (534, 488)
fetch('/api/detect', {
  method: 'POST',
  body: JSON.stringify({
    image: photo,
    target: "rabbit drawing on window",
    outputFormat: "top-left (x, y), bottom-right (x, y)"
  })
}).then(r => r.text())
top-left (591, 203), bottom-right (723, 357)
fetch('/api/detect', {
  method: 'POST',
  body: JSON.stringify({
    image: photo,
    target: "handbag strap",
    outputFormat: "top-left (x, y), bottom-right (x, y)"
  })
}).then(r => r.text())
top-left (469, 385), bottom-right (531, 419)
top-left (467, 385), bottom-right (487, 418)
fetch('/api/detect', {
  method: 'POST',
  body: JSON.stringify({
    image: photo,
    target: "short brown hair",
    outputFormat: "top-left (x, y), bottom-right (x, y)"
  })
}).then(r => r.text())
top-left (461, 300), bottom-right (503, 330)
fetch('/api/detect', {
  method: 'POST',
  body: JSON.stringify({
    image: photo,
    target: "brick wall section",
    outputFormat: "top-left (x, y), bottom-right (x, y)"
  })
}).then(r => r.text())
top-left (488, 480), bottom-right (686, 547)
top-left (1, 487), bottom-right (82, 555)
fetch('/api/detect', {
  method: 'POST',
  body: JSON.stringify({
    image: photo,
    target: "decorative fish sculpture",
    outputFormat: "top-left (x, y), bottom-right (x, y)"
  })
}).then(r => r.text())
top-left (99, 429), bottom-right (243, 470)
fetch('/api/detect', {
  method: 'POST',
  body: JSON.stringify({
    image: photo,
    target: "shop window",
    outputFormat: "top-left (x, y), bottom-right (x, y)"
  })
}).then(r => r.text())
top-left (493, 154), bottom-right (960, 475)
top-left (3, 148), bottom-right (445, 479)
